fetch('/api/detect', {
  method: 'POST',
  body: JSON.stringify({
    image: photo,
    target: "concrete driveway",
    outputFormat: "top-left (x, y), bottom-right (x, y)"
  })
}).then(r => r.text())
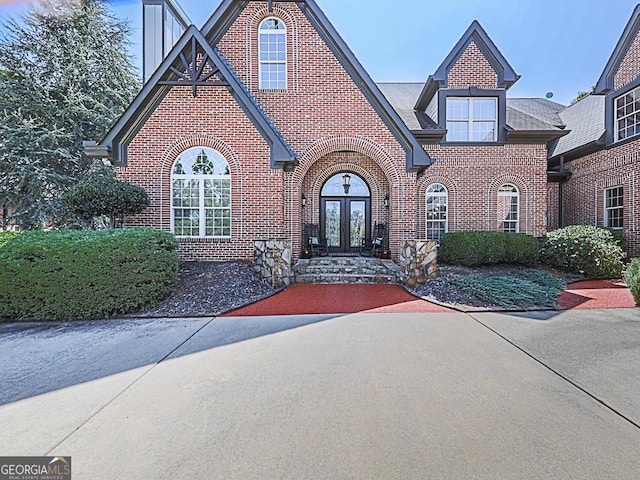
top-left (1, 309), bottom-right (639, 479)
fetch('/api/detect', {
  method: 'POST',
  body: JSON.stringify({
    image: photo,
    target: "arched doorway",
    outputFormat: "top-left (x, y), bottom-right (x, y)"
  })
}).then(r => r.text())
top-left (320, 172), bottom-right (371, 253)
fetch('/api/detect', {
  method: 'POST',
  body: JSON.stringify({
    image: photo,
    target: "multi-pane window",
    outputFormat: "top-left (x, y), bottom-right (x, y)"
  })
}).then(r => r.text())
top-left (171, 147), bottom-right (231, 238)
top-left (426, 183), bottom-right (448, 242)
top-left (615, 86), bottom-right (640, 141)
top-left (259, 17), bottom-right (286, 90)
top-left (605, 186), bottom-right (624, 229)
top-left (446, 97), bottom-right (497, 142)
top-left (497, 184), bottom-right (520, 232)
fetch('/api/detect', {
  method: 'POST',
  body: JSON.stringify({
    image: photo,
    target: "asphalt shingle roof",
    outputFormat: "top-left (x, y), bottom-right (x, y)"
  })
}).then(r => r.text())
top-left (377, 83), bottom-right (440, 130)
top-left (548, 95), bottom-right (606, 158)
top-left (507, 98), bottom-right (566, 128)
top-left (378, 82), bottom-right (565, 134)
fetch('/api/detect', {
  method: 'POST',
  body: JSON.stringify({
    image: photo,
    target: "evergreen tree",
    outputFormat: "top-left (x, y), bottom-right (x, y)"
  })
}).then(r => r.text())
top-left (0, 0), bottom-right (139, 229)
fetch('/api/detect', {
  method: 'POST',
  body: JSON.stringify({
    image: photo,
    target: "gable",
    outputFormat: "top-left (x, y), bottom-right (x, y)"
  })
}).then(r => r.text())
top-left (95, 26), bottom-right (296, 169)
top-left (595, 4), bottom-right (640, 93)
top-left (447, 41), bottom-right (499, 90)
top-left (415, 20), bottom-right (519, 111)
top-left (201, 0), bottom-right (432, 173)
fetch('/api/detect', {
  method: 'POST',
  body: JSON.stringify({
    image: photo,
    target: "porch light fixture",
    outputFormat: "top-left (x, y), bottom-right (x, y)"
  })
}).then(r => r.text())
top-left (342, 173), bottom-right (351, 195)
top-left (301, 194), bottom-right (307, 207)
top-left (384, 194), bottom-right (390, 208)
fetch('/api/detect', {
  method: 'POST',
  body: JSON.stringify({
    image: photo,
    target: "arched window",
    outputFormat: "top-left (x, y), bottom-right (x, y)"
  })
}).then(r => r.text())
top-left (426, 183), bottom-right (448, 242)
top-left (171, 147), bottom-right (231, 238)
top-left (497, 184), bottom-right (520, 232)
top-left (259, 17), bottom-right (287, 90)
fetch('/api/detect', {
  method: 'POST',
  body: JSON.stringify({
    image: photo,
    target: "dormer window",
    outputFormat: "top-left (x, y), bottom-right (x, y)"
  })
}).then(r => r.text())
top-left (446, 97), bottom-right (497, 142)
top-left (615, 85), bottom-right (640, 142)
top-left (259, 17), bottom-right (287, 90)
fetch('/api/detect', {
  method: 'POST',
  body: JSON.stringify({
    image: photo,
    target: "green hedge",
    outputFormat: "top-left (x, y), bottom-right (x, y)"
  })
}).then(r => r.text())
top-left (0, 231), bottom-right (18, 248)
top-left (0, 229), bottom-right (178, 321)
top-left (624, 258), bottom-right (640, 305)
top-left (540, 225), bottom-right (625, 278)
top-left (438, 231), bottom-right (539, 266)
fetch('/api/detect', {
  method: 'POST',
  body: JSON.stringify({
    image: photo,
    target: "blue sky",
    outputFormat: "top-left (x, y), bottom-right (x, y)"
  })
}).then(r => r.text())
top-left (1, 0), bottom-right (638, 105)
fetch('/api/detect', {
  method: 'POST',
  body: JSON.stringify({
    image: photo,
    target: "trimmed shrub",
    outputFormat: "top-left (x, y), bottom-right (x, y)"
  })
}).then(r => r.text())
top-left (540, 225), bottom-right (625, 278)
top-left (603, 227), bottom-right (627, 252)
top-left (439, 231), bottom-right (539, 266)
top-left (0, 229), bottom-right (178, 321)
top-left (0, 231), bottom-right (18, 248)
top-left (624, 258), bottom-right (640, 305)
top-left (62, 162), bottom-right (150, 228)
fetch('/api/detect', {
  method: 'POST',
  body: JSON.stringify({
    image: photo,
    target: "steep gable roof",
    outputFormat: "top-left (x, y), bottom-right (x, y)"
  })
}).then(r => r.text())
top-left (200, 0), bottom-right (433, 173)
top-left (595, 4), bottom-right (640, 94)
top-left (415, 20), bottom-right (520, 111)
top-left (97, 26), bottom-right (296, 169)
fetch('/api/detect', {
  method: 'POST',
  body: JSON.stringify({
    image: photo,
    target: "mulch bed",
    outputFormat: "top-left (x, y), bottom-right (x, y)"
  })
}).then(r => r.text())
top-left (140, 261), bottom-right (279, 317)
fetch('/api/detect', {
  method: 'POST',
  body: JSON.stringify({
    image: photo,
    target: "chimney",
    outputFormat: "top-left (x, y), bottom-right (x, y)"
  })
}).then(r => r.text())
top-left (142, 0), bottom-right (191, 82)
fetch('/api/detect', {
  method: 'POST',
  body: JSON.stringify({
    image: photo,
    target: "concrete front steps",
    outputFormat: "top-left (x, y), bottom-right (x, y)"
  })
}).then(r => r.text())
top-left (293, 256), bottom-right (401, 284)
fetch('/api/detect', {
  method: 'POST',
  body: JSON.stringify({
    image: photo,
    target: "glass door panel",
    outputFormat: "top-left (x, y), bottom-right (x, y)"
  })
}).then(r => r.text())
top-left (325, 200), bottom-right (341, 248)
top-left (349, 200), bottom-right (366, 248)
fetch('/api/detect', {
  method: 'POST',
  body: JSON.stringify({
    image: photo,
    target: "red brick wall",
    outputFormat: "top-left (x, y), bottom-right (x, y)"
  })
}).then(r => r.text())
top-left (447, 41), bottom-right (499, 90)
top-left (419, 143), bottom-right (549, 238)
top-left (563, 142), bottom-right (639, 257)
top-left (614, 28), bottom-right (640, 90)
top-left (117, 86), bottom-right (284, 261)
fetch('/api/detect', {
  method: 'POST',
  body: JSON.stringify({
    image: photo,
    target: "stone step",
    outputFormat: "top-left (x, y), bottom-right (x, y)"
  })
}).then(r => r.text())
top-left (292, 257), bottom-right (401, 284)
top-left (294, 272), bottom-right (399, 284)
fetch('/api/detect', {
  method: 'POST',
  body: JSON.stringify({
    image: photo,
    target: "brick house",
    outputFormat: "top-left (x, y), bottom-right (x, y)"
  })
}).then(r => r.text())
top-left (547, 4), bottom-right (640, 255)
top-left (87, 0), bottom-right (639, 261)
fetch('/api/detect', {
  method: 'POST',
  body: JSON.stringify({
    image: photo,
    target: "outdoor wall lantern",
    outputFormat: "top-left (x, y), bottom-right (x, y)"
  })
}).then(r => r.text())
top-left (384, 194), bottom-right (390, 208)
top-left (342, 173), bottom-right (351, 195)
top-left (301, 194), bottom-right (307, 207)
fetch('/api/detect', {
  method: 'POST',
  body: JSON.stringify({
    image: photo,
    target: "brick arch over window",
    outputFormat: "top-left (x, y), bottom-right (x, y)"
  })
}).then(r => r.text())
top-left (418, 175), bottom-right (458, 235)
top-left (488, 174), bottom-right (529, 234)
top-left (159, 135), bottom-right (242, 236)
top-left (247, 5), bottom-right (298, 91)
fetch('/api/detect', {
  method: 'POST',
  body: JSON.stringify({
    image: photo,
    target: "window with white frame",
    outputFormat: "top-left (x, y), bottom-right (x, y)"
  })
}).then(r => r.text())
top-left (446, 97), bottom-right (497, 142)
top-left (171, 147), bottom-right (231, 238)
top-left (605, 186), bottom-right (624, 229)
top-left (426, 183), bottom-right (448, 242)
top-left (259, 17), bottom-right (287, 90)
top-left (615, 86), bottom-right (640, 141)
top-left (497, 184), bottom-right (520, 232)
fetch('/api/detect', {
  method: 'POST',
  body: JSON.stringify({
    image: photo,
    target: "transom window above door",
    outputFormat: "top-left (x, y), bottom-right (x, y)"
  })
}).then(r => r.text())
top-left (321, 173), bottom-right (370, 197)
top-left (446, 97), bottom-right (498, 142)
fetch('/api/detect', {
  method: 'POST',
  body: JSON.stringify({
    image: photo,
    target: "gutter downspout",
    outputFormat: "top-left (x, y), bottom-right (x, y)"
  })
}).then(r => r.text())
top-left (558, 155), bottom-right (567, 228)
